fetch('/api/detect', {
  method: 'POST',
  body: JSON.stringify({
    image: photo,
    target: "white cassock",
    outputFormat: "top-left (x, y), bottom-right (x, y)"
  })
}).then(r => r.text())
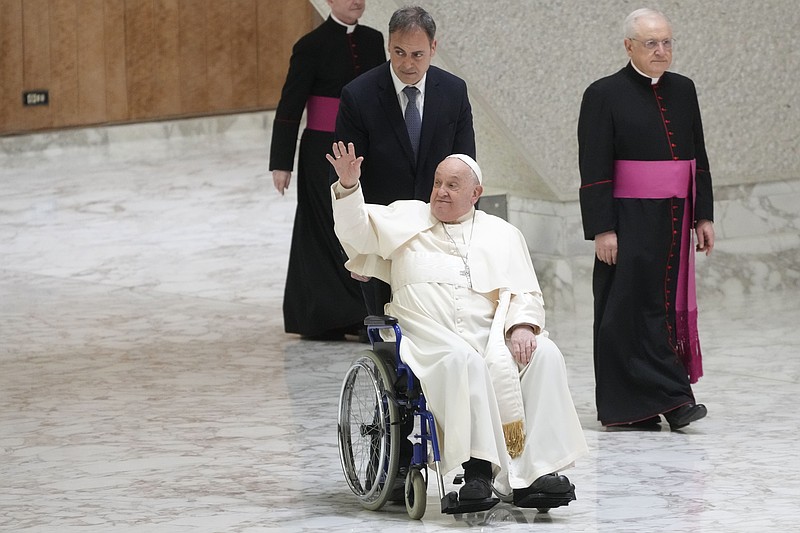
top-left (332, 182), bottom-right (588, 492)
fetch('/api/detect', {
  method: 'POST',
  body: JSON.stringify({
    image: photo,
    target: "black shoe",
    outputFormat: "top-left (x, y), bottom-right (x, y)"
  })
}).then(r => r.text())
top-left (513, 473), bottom-right (576, 508)
top-left (459, 457), bottom-right (493, 500)
top-left (520, 473), bottom-right (574, 494)
top-left (459, 477), bottom-right (492, 500)
top-left (664, 403), bottom-right (707, 430)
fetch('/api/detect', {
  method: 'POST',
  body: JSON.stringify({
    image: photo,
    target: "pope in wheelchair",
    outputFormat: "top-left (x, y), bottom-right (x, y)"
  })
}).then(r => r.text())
top-left (329, 142), bottom-right (588, 518)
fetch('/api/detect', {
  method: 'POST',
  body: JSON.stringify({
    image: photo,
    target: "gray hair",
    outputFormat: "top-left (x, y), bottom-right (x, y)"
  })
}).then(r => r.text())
top-left (389, 6), bottom-right (436, 43)
top-left (624, 8), bottom-right (671, 39)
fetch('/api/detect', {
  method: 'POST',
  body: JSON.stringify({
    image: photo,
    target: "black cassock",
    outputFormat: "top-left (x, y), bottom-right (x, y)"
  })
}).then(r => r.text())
top-left (269, 17), bottom-right (385, 337)
top-left (578, 63), bottom-right (714, 425)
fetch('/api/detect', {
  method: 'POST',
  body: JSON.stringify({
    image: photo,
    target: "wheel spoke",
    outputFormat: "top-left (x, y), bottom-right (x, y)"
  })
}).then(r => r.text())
top-left (337, 352), bottom-right (401, 510)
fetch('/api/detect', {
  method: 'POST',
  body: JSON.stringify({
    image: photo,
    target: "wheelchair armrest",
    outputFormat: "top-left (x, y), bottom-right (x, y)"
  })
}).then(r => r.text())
top-left (364, 315), bottom-right (399, 327)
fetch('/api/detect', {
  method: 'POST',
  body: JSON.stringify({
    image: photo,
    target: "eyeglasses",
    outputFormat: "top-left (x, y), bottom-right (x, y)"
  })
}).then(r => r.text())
top-left (630, 38), bottom-right (675, 50)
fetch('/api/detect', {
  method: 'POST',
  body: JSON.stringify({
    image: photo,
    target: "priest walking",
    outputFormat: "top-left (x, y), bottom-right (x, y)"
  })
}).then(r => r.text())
top-left (578, 8), bottom-right (715, 430)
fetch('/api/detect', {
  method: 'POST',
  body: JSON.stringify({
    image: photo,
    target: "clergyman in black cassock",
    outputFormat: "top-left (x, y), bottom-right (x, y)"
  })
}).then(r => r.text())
top-left (269, 5), bottom-right (385, 339)
top-left (577, 8), bottom-right (715, 429)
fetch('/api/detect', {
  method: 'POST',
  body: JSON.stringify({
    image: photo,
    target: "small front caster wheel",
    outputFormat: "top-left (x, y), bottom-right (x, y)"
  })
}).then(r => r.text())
top-left (405, 468), bottom-right (427, 520)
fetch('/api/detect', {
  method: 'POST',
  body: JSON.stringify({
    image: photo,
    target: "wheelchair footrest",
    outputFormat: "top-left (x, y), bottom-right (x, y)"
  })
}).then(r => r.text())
top-left (513, 488), bottom-right (576, 510)
top-left (440, 491), bottom-right (500, 514)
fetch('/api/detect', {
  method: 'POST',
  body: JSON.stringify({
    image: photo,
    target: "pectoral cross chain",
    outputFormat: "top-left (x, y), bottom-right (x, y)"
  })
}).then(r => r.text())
top-left (460, 264), bottom-right (471, 285)
top-left (442, 212), bottom-right (476, 289)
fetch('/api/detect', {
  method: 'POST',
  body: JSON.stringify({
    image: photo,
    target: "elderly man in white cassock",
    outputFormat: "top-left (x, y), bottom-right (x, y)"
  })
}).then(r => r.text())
top-left (327, 141), bottom-right (588, 508)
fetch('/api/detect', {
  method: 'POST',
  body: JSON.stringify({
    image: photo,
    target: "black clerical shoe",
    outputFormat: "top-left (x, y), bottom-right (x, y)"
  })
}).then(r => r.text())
top-left (513, 473), bottom-right (576, 509)
top-left (664, 403), bottom-right (707, 430)
top-left (517, 473), bottom-right (574, 495)
top-left (459, 457), bottom-right (493, 500)
top-left (459, 477), bottom-right (492, 500)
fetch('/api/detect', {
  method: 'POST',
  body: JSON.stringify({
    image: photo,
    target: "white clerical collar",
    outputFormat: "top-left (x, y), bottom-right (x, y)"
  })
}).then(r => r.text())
top-left (442, 208), bottom-right (476, 225)
top-left (390, 68), bottom-right (427, 99)
top-left (330, 13), bottom-right (357, 34)
top-left (630, 61), bottom-right (661, 85)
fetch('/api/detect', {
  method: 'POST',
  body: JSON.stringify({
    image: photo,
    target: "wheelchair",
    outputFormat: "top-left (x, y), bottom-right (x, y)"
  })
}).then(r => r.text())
top-left (337, 315), bottom-right (501, 519)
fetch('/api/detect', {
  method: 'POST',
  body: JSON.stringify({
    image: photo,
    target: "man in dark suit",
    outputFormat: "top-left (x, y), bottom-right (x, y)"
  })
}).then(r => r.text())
top-left (334, 5), bottom-right (476, 315)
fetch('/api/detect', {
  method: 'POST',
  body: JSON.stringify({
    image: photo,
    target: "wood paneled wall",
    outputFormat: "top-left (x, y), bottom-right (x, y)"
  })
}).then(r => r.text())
top-left (0, 0), bottom-right (316, 135)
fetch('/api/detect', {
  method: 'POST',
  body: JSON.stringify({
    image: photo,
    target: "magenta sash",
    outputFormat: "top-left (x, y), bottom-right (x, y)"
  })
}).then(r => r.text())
top-left (306, 96), bottom-right (339, 133)
top-left (613, 159), bottom-right (703, 383)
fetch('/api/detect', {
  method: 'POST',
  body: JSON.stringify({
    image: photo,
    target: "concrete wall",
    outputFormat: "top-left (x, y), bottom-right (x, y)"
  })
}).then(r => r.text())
top-left (315, 1), bottom-right (799, 200)
top-left (419, 1), bottom-right (799, 200)
top-left (311, 0), bottom-right (800, 310)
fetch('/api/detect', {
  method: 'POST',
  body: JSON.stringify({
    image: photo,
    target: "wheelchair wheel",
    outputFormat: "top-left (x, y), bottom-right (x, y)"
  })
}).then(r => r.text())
top-left (338, 350), bottom-right (401, 511)
top-left (405, 467), bottom-right (427, 520)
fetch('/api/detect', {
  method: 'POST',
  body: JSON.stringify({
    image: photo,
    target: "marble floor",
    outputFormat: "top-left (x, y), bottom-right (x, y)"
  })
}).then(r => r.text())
top-left (2, 114), bottom-right (799, 532)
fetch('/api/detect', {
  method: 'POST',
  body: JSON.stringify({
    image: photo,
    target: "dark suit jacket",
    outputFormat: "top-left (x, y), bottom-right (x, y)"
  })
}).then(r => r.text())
top-left (334, 62), bottom-right (476, 205)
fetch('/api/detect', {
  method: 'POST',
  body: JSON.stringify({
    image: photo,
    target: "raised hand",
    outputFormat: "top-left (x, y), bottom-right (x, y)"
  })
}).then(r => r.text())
top-left (325, 141), bottom-right (363, 189)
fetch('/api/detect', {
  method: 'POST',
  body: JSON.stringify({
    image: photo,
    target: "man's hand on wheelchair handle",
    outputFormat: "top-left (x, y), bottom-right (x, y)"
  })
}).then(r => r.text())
top-left (326, 141), bottom-right (363, 189)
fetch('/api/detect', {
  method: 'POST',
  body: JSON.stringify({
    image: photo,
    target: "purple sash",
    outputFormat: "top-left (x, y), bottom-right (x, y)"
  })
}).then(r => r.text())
top-left (613, 159), bottom-right (702, 383)
top-left (306, 96), bottom-right (339, 133)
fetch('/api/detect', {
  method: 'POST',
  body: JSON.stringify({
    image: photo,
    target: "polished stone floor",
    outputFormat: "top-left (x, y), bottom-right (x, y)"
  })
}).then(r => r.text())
top-left (2, 115), bottom-right (799, 532)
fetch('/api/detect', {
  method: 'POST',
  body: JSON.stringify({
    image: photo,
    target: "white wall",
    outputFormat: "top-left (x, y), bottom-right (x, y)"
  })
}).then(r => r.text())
top-left (311, 1), bottom-right (800, 308)
top-left (314, 0), bottom-right (799, 200)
